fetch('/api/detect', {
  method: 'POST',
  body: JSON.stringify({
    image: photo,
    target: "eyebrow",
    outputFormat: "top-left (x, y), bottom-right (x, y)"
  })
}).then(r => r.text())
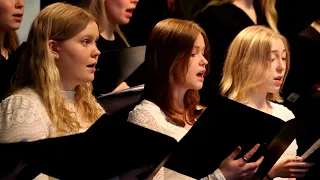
top-left (271, 49), bottom-right (287, 53)
top-left (193, 45), bottom-right (206, 49)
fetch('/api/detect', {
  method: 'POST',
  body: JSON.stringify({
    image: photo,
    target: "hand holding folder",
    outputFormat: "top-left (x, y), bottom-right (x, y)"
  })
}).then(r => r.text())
top-left (165, 95), bottom-right (300, 179)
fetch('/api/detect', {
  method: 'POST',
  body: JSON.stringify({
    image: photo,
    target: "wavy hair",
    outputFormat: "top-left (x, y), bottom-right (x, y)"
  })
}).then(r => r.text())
top-left (14, 2), bottom-right (104, 135)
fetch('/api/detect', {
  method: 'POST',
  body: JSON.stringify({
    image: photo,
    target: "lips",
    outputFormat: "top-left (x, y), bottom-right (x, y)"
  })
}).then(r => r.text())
top-left (12, 14), bottom-right (23, 21)
top-left (86, 62), bottom-right (97, 68)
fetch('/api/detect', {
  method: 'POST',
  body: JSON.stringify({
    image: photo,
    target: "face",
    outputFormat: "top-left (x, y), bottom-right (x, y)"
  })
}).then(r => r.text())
top-left (257, 38), bottom-right (287, 94)
top-left (104, 0), bottom-right (139, 25)
top-left (177, 34), bottom-right (208, 91)
top-left (54, 21), bottom-right (100, 90)
top-left (0, 0), bottom-right (24, 32)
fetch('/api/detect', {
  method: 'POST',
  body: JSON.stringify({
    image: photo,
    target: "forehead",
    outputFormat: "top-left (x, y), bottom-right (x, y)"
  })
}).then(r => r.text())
top-left (74, 21), bottom-right (99, 38)
top-left (193, 33), bottom-right (205, 47)
top-left (271, 38), bottom-right (286, 51)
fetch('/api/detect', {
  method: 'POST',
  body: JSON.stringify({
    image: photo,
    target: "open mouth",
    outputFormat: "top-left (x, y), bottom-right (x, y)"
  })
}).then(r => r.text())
top-left (197, 70), bottom-right (205, 78)
top-left (126, 9), bottom-right (134, 13)
top-left (86, 62), bottom-right (97, 68)
top-left (274, 76), bottom-right (283, 81)
top-left (12, 13), bottom-right (23, 18)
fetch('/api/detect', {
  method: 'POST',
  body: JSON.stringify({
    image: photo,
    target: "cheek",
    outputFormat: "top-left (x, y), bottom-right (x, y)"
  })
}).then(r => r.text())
top-left (0, 6), bottom-right (9, 18)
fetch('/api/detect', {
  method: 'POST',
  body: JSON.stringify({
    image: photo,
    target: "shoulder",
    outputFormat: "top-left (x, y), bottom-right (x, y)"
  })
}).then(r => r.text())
top-left (0, 88), bottom-right (51, 142)
top-left (0, 88), bottom-right (50, 130)
top-left (270, 101), bottom-right (295, 121)
top-left (128, 100), bottom-right (162, 120)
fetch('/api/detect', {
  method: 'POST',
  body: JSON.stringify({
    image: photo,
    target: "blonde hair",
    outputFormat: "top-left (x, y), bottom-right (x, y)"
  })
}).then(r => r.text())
top-left (14, 2), bottom-right (104, 134)
top-left (83, 0), bottom-right (130, 47)
top-left (220, 25), bottom-right (290, 103)
top-left (144, 18), bottom-right (210, 127)
top-left (204, 0), bottom-right (279, 33)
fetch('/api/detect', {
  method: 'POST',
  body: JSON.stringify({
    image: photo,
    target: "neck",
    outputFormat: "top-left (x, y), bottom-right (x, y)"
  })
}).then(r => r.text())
top-left (100, 20), bottom-right (115, 41)
top-left (61, 81), bottom-right (76, 91)
top-left (233, 0), bottom-right (254, 8)
top-left (172, 85), bottom-right (187, 113)
top-left (246, 89), bottom-right (270, 113)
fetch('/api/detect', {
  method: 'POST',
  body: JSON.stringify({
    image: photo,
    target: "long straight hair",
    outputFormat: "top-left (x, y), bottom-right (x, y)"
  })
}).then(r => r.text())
top-left (220, 25), bottom-right (290, 103)
top-left (204, 0), bottom-right (278, 33)
top-left (144, 18), bottom-right (210, 127)
top-left (2, 31), bottom-right (19, 55)
top-left (13, 2), bottom-right (104, 135)
top-left (82, 0), bottom-right (130, 47)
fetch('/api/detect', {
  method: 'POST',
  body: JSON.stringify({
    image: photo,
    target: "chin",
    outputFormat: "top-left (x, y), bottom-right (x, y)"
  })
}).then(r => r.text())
top-left (119, 18), bottom-right (131, 25)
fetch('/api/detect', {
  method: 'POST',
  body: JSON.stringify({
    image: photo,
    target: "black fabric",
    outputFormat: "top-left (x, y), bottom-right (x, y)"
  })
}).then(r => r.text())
top-left (0, 114), bottom-right (177, 180)
top-left (0, 42), bottom-right (26, 101)
top-left (93, 46), bottom-right (146, 97)
top-left (196, 2), bottom-right (268, 106)
top-left (165, 95), bottom-right (299, 179)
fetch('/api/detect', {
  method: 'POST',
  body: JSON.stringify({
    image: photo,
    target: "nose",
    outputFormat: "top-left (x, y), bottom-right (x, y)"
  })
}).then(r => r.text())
top-left (132, 0), bottom-right (139, 5)
top-left (16, 0), bottom-right (24, 9)
top-left (201, 55), bottom-right (208, 67)
top-left (276, 59), bottom-right (286, 72)
top-left (92, 46), bottom-right (101, 59)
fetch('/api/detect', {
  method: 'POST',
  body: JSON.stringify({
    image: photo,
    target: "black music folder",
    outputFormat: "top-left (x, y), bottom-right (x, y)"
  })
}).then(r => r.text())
top-left (93, 46), bottom-right (146, 96)
top-left (0, 114), bottom-right (177, 180)
top-left (164, 95), bottom-right (300, 179)
top-left (97, 84), bottom-right (144, 114)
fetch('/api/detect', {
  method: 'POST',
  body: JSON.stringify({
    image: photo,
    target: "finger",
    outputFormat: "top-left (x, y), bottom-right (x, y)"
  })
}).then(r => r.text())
top-left (13, 161), bottom-right (26, 175)
top-left (289, 168), bottom-right (309, 174)
top-left (227, 146), bottom-right (242, 160)
top-left (289, 173), bottom-right (306, 178)
top-left (243, 157), bottom-right (264, 172)
top-left (291, 162), bottom-right (315, 168)
top-left (254, 156), bottom-right (264, 166)
top-left (243, 144), bottom-right (260, 161)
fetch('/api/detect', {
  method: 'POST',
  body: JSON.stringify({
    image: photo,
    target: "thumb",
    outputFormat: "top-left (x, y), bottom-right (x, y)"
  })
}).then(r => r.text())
top-left (227, 146), bottom-right (242, 160)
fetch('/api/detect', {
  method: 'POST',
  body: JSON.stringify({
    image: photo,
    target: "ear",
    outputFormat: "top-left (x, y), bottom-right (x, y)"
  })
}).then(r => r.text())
top-left (48, 40), bottom-right (59, 58)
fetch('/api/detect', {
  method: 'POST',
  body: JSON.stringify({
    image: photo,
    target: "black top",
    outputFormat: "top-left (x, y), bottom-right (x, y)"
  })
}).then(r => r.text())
top-left (0, 42), bottom-right (26, 101)
top-left (93, 33), bottom-right (128, 96)
top-left (196, 2), bottom-right (268, 105)
top-left (96, 33), bottom-right (128, 53)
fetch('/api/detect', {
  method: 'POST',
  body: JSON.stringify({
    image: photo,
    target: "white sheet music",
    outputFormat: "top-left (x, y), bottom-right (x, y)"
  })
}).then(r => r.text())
top-left (98, 84), bottom-right (144, 98)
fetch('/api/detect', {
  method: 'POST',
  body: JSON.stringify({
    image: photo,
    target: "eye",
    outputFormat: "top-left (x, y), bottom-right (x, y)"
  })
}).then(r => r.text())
top-left (82, 39), bottom-right (89, 45)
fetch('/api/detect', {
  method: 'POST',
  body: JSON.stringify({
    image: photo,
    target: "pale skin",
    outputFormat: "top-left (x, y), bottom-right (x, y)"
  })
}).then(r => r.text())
top-left (245, 38), bottom-right (314, 179)
top-left (0, 0), bottom-right (24, 59)
top-left (173, 33), bottom-right (264, 179)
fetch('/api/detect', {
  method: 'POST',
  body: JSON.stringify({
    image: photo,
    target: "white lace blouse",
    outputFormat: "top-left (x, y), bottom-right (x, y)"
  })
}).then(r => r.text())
top-left (0, 88), bottom-right (118, 180)
top-left (128, 100), bottom-right (226, 180)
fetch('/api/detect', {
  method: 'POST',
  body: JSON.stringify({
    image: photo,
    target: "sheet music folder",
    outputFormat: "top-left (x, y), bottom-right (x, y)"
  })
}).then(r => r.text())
top-left (165, 95), bottom-right (299, 179)
top-left (97, 84), bottom-right (144, 114)
top-left (0, 114), bottom-right (177, 180)
top-left (93, 46), bottom-right (146, 95)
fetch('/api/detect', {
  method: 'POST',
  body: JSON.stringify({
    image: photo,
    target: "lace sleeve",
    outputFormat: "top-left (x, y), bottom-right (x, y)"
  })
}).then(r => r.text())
top-left (128, 108), bottom-right (163, 133)
top-left (199, 169), bottom-right (226, 180)
top-left (0, 95), bottom-right (50, 143)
